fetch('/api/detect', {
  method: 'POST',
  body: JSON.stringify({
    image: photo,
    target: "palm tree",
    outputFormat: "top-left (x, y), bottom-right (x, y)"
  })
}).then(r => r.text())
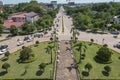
top-left (70, 27), bottom-right (80, 42)
top-left (53, 28), bottom-right (58, 47)
top-left (75, 42), bottom-right (87, 63)
top-left (46, 45), bottom-right (54, 63)
top-left (85, 63), bottom-right (92, 72)
top-left (2, 63), bottom-right (10, 73)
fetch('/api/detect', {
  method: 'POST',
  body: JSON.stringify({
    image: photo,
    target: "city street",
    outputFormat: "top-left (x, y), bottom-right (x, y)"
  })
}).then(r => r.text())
top-left (0, 5), bottom-right (120, 64)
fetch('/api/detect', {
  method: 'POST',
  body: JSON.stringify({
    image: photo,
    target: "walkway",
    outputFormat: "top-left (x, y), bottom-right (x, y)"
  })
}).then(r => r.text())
top-left (56, 41), bottom-right (78, 80)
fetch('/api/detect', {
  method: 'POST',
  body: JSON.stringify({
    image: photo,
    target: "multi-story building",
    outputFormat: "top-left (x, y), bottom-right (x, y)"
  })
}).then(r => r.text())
top-left (0, 0), bottom-right (3, 6)
top-left (51, 1), bottom-right (57, 9)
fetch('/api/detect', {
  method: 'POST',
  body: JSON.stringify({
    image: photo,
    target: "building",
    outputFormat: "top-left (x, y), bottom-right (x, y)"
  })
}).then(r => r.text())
top-left (3, 12), bottom-right (39, 32)
top-left (0, 0), bottom-right (3, 13)
top-left (51, 1), bottom-right (57, 5)
top-left (51, 1), bottom-right (57, 9)
top-left (26, 12), bottom-right (39, 23)
top-left (68, 2), bottom-right (76, 7)
top-left (0, 0), bottom-right (3, 6)
top-left (113, 16), bottom-right (120, 24)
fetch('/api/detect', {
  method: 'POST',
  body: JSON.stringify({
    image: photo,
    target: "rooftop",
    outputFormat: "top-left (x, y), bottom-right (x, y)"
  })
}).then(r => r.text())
top-left (26, 12), bottom-right (37, 18)
top-left (9, 12), bottom-right (27, 18)
top-left (3, 20), bottom-right (25, 28)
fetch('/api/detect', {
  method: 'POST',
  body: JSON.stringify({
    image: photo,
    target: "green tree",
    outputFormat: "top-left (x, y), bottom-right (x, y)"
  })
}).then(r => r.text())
top-left (95, 46), bottom-right (112, 63)
top-left (85, 63), bottom-right (92, 72)
top-left (2, 63), bottom-right (10, 72)
top-left (75, 43), bottom-right (87, 63)
top-left (5, 51), bottom-right (10, 59)
top-left (22, 23), bottom-right (35, 34)
top-left (70, 27), bottom-right (80, 42)
top-left (0, 24), bottom-right (3, 35)
top-left (10, 25), bottom-right (18, 36)
top-left (19, 47), bottom-right (32, 61)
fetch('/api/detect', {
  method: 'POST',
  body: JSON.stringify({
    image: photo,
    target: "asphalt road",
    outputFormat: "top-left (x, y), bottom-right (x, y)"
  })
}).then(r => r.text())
top-left (0, 6), bottom-right (120, 59)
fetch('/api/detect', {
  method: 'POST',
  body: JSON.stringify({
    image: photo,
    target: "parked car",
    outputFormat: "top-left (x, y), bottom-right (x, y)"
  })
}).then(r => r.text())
top-left (114, 42), bottom-right (120, 49)
top-left (0, 45), bottom-right (8, 55)
top-left (24, 37), bottom-right (29, 41)
top-left (111, 31), bottom-right (119, 35)
top-left (26, 38), bottom-right (33, 42)
top-left (24, 37), bottom-right (33, 42)
top-left (17, 41), bottom-right (24, 46)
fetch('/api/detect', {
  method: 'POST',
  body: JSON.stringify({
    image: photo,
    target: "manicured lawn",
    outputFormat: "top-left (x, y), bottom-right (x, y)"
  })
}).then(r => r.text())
top-left (73, 41), bottom-right (120, 79)
top-left (0, 41), bottom-right (57, 79)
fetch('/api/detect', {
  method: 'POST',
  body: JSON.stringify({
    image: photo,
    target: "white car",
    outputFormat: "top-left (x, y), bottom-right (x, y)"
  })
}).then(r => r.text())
top-left (26, 38), bottom-right (33, 42)
top-left (0, 50), bottom-right (7, 55)
top-left (0, 45), bottom-right (8, 55)
top-left (17, 41), bottom-right (24, 46)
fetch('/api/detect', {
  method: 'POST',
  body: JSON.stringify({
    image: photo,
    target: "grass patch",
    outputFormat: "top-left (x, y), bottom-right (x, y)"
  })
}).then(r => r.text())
top-left (72, 41), bottom-right (120, 79)
top-left (0, 41), bottom-right (57, 79)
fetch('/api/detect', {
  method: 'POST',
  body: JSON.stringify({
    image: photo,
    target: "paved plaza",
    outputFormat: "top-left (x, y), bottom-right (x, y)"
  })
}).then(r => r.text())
top-left (56, 41), bottom-right (78, 80)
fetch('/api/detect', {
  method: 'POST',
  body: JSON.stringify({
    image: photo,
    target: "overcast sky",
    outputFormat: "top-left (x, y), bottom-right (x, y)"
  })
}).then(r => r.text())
top-left (3, 0), bottom-right (120, 4)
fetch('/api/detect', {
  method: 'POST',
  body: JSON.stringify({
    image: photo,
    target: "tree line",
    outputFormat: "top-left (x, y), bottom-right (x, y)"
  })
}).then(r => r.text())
top-left (65, 2), bottom-right (120, 32)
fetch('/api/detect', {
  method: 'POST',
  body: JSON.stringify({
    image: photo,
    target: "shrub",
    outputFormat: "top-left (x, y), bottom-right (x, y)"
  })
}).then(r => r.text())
top-left (81, 54), bottom-right (86, 57)
top-left (119, 57), bottom-right (120, 60)
top-left (104, 66), bottom-right (111, 72)
top-left (22, 46), bottom-right (25, 49)
top-left (113, 36), bottom-right (118, 38)
top-left (50, 37), bottom-right (53, 41)
top-left (82, 71), bottom-right (89, 77)
top-left (36, 41), bottom-right (39, 44)
top-left (102, 71), bottom-right (109, 76)
top-left (39, 63), bottom-right (46, 71)
top-left (103, 44), bottom-right (108, 47)
top-left (18, 54), bottom-right (37, 63)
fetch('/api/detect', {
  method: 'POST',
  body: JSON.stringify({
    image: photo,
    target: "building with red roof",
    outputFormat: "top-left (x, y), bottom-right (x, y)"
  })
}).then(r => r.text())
top-left (3, 12), bottom-right (39, 32)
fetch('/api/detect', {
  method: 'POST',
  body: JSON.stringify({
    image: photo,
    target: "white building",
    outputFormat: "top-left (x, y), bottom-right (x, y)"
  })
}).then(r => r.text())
top-left (26, 12), bottom-right (39, 23)
top-left (0, 0), bottom-right (3, 6)
top-left (51, 1), bottom-right (57, 9)
top-left (113, 16), bottom-right (120, 24)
